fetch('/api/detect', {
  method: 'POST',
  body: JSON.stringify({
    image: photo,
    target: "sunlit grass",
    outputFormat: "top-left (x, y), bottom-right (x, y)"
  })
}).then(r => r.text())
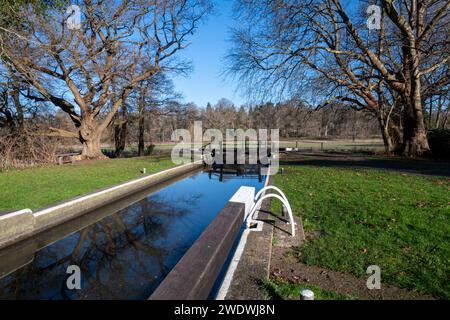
top-left (0, 156), bottom-right (176, 210)
top-left (273, 165), bottom-right (449, 299)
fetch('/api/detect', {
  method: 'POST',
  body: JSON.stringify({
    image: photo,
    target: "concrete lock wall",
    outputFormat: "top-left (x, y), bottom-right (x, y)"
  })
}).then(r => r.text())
top-left (0, 161), bottom-right (202, 250)
top-left (0, 210), bottom-right (35, 246)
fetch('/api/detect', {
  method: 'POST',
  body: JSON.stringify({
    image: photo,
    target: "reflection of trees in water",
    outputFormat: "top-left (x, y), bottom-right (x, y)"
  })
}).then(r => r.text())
top-left (138, 193), bottom-right (202, 234)
top-left (0, 193), bottom-right (201, 299)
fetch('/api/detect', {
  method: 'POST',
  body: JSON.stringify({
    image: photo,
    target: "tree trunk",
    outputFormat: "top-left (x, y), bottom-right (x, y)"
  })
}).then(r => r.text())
top-left (436, 95), bottom-right (442, 129)
top-left (389, 120), bottom-right (404, 154)
top-left (404, 66), bottom-right (430, 156)
top-left (114, 102), bottom-right (128, 157)
top-left (405, 112), bottom-right (429, 156)
top-left (399, 42), bottom-right (430, 157)
top-left (81, 136), bottom-right (103, 158)
top-left (114, 124), bottom-right (127, 157)
top-left (427, 97), bottom-right (433, 128)
top-left (79, 115), bottom-right (106, 159)
top-left (138, 121), bottom-right (145, 156)
top-left (138, 95), bottom-right (145, 156)
top-left (378, 114), bottom-right (393, 154)
top-left (401, 98), bottom-right (430, 157)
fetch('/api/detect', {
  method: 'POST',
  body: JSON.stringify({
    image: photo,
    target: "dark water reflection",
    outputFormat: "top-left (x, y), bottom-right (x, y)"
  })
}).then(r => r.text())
top-left (0, 170), bottom-right (265, 300)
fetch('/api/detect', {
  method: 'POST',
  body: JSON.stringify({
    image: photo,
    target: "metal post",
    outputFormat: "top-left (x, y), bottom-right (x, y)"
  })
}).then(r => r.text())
top-left (282, 205), bottom-right (287, 218)
top-left (300, 289), bottom-right (314, 300)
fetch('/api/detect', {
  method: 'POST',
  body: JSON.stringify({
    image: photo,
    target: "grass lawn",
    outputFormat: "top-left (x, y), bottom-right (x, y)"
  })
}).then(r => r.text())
top-left (262, 279), bottom-right (357, 300)
top-left (0, 156), bottom-right (176, 211)
top-left (273, 164), bottom-right (450, 299)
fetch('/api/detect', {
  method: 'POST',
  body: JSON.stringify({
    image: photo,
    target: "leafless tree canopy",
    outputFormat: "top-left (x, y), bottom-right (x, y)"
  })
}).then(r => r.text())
top-left (0, 0), bottom-right (448, 166)
top-left (0, 0), bottom-right (212, 158)
top-left (227, 0), bottom-right (449, 156)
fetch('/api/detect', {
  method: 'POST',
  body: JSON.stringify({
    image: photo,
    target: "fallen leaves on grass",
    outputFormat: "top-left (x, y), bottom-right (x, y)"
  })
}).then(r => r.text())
top-left (416, 201), bottom-right (426, 208)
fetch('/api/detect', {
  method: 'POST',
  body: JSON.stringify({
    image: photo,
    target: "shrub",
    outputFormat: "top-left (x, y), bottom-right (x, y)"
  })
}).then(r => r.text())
top-left (101, 149), bottom-right (116, 158)
top-left (428, 129), bottom-right (450, 158)
top-left (145, 144), bottom-right (155, 156)
top-left (0, 130), bottom-right (59, 170)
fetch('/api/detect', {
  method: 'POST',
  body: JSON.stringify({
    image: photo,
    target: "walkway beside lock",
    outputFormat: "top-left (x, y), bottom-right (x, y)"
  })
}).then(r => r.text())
top-left (223, 177), bottom-right (305, 300)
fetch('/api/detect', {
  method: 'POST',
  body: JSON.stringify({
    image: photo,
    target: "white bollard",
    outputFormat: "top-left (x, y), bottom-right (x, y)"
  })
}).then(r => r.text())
top-left (300, 289), bottom-right (314, 300)
top-left (142, 168), bottom-right (147, 174)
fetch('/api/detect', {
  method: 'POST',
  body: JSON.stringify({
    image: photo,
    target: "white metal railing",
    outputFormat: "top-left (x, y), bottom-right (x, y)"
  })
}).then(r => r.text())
top-left (246, 186), bottom-right (296, 237)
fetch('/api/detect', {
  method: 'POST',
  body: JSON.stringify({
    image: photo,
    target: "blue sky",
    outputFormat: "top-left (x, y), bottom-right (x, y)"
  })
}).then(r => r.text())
top-left (171, 0), bottom-right (244, 108)
top-left (171, 0), bottom-right (357, 108)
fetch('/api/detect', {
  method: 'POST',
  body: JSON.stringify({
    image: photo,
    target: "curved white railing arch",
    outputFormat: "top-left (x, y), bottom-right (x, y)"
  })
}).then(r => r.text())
top-left (246, 190), bottom-right (296, 237)
top-left (254, 186), bottom-right (288, 204)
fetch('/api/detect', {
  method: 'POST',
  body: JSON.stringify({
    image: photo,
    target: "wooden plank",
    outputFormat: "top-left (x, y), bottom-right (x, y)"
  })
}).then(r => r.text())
top-left (57, 153), bottom-right (80, 165)
top-left (56, 153), bottom-right (80, 157)
top-left (149, 201), bottom-right (245, 300)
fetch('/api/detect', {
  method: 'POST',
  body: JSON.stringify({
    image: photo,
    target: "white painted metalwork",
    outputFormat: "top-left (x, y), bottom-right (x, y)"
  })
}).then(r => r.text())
top-left (254, 186), bottom-right (289, 204)
top-left (246, 186), bottom-right (296, 237)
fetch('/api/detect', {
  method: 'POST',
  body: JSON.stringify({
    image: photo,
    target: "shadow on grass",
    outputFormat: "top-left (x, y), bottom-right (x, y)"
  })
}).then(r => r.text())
top-left (280, 153), bottom-right (450, 177)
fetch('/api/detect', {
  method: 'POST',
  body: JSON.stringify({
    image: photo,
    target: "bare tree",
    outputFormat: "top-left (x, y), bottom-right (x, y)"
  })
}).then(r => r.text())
top-left (334, 0), bottom-right (449, 155)
top-left (135, 72), bottom-right (180, 156)
top-left (0, 0), bottom-right (211, 158)
top-left (227, 0), bottom-right (449, 156)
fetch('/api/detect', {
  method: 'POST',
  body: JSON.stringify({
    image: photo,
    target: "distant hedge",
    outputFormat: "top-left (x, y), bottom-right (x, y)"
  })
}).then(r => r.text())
top-left (428, 129), bottom-right (450, 158)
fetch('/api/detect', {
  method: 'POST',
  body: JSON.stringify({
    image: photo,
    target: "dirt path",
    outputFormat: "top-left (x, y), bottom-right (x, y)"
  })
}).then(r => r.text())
top-left (270, 247), bottom-right (434, 300)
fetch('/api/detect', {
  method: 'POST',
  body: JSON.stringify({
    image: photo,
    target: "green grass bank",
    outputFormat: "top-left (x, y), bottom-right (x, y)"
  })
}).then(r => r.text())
top-left (0, 156), bottom-right (176, 211)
